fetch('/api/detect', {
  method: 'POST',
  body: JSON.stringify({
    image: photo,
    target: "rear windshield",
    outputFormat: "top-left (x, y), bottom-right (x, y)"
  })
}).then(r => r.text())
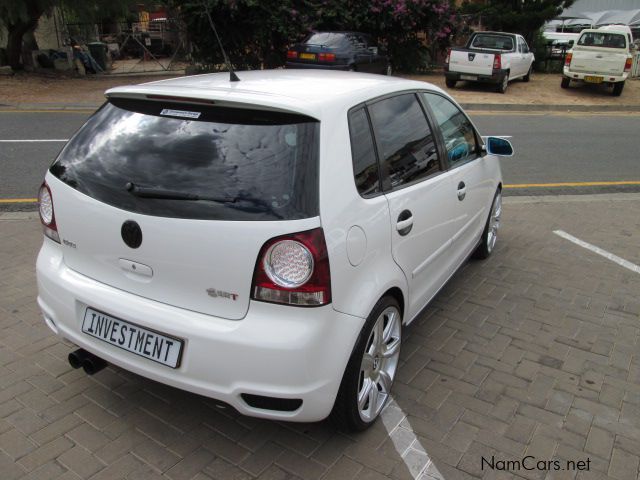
top-left (578, 32), bottom-right (626, 49)
top-left (304, 32), bottom-right (347, 47)
top-left (471, 34), bottom-right (514, 51)
top-left (50, 99), bottom-right (319, 221)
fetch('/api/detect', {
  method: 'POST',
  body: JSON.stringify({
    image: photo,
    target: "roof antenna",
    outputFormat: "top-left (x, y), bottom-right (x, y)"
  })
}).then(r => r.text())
top-left (201, 1), bottom-right (240, 82)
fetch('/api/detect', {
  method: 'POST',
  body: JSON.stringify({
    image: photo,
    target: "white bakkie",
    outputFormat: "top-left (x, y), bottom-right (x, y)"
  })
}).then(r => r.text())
top-left (562, 25), bottom-right (634, 96)
top-left (36, 70), bottom-right (513, 431)
top-left (445, 31), bottom-right (535, 93)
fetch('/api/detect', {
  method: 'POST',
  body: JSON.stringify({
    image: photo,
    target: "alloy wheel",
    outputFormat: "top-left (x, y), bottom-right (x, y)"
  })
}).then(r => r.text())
top-left (357, 305), bottom-right (401, 422)
top-left (487, 192), bottom-right (502, 253)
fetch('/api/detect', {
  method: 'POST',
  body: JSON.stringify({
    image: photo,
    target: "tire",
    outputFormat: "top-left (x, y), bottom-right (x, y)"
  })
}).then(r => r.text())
top-left (612, 81), bottom-right (624, 96)
top-left (523, 66), bottom-right (532, 82)
top-left (473, 189), bottom-right (502, 260)
top-left (348, 65), bottom-right (356, 72)
top-left (496, 73), bottom-right (509, 93)
top-left (330, 296), bottom-right (402, 432)
top-left (560, 77), bottom-right (570, 89)
top-left (445, 78), bottom-right (457, 89)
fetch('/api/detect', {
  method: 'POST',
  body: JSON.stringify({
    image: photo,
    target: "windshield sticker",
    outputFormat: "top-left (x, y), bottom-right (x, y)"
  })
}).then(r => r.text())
top-left (160, 109), bottom-right (201, 119)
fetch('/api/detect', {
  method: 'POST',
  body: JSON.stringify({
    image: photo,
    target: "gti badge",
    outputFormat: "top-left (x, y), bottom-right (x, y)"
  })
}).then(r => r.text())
top-left (207, 288), bottom-right (239, 301)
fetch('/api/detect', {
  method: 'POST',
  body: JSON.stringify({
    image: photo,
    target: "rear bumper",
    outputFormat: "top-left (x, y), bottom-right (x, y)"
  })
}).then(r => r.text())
top-left (36, 239), bottom-right (364, 422)
top-left (563, 67), bottom-right (628, 83)
top-left (285, 61), bottom-right (351, 71)
top-left (445, 69), bottom-right (507, 84)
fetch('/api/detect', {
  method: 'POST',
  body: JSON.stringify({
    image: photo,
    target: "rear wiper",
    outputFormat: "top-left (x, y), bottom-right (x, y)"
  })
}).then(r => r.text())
top-left (125, 182), bottom-right (231, 203)
top-left (125, 183), bottom-right (276, 214)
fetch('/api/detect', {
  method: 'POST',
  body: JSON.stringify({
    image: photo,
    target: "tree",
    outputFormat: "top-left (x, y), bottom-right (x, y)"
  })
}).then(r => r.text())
top-left (0, 0), bottom-right (52, 69)
top-left (460, 0), bottom-right (575, 44)
top-left (168, 0), bottom-right (458, 72)
top-left (0, 0), bottom-right (133, 70)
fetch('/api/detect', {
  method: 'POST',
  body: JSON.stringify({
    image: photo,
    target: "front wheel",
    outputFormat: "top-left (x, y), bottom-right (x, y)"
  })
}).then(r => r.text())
top-left (474, 189), bottom-right (502, 259)
top-left (523, 66), bottom-right (532, 82)
top-left (496, 73), bottom-right (509, 93)
top-left (330, 296), bottom-right (402, 431)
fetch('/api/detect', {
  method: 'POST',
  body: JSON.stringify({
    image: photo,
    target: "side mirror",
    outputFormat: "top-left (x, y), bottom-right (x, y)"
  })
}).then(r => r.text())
top-left (368, 46), bottom-right (379, 55)
top-left (483, 136), bottom-right (514, 156)
top-left (568, 40), bottom-right (574, 47)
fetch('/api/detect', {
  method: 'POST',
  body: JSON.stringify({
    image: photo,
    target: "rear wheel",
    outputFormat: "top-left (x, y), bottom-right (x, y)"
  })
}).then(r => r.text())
top-left (560, 77), bottom-right (570, 89)
top-left (445, 78), bottom-right (457, 88)
top-left (523, 66), bottom-right (532, 82)
top-left (612, 81), bottom-right (625, 96)
top-left (474, 189), bottom-right (502, 259)
top-left (496, 73), bottom-right (509, 93)
top-left (330, 296), bottom-right (402, 431)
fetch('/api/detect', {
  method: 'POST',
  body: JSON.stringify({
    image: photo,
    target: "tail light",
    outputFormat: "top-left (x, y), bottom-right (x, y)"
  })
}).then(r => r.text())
top-left (38, 183), bottom-right (60, 243)
top-left (493, 54), bottom-right (501, 70)
top-left (565, 52), bottom-right (572, 67)
top-left (624, 57), bottom-right (632, 72)
top-left (318, 53), bottom-right (336, 62)
top-left (251, 228), bottom-right (331, 306)
top-left (444, 49), bottom-right (451, 70)
top-left (287, 50), bottom-right (298, 59)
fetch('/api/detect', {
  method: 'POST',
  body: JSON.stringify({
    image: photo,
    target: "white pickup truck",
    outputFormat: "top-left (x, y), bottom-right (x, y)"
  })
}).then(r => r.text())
top-left (444, 31), bottom-right (535, 93)
top-left (562, 26), bottom-right (634, 96)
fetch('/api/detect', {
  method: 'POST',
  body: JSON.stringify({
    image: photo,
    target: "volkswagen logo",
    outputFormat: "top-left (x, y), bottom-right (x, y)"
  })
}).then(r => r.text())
top-left (121, 220), bottom-right (142, 249)
top-left (468, 53), bottom-right (476, 61)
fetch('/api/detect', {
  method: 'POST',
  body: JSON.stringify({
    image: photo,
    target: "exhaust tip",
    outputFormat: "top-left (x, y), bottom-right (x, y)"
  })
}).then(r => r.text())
top-left (68, 348), bottom-right (108, 375)
top-left (68, 349), bottom-right (90, 369)
top-left (82, 356), bottom-right (107, 375)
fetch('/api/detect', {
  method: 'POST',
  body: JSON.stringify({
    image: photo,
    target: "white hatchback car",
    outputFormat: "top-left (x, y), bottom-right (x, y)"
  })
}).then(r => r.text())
top-left (36, 70), bottom-right (512, 431)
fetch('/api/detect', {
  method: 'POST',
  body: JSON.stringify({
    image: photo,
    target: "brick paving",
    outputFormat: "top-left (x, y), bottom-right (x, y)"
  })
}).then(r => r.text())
top-left (0, 195), bottom-right (639, 480)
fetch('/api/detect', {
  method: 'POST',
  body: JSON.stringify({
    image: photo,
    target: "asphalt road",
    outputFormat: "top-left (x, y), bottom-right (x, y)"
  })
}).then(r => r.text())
top-left (1, 110), bottom-right (639, 210)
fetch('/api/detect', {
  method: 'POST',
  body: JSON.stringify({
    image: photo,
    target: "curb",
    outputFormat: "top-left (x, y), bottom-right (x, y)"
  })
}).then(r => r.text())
top-left (0, 103), bottom-right (101, 111)
top-left (460, 103), bottom-right (640, 112)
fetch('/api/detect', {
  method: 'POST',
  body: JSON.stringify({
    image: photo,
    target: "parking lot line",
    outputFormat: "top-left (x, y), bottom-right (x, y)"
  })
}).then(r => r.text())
top-left (382, 400), bottom-right (444, 479)
top-left (505, 180), bottom-right (640, 188)
top-left (554, 230), bottom-right (640, 274)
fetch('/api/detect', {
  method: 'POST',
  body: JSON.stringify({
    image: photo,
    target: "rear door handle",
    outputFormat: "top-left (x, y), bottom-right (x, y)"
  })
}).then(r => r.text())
top-left (396, 209), bottom-right (413, 236)
top-left (457, 181), bottom-right (467, 201)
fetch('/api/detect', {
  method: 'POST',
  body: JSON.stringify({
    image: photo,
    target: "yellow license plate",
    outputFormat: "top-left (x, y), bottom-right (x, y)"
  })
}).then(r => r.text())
top-left (299, 53), bottom-right (316, 60)
top-left (584, 76), bottom-right (603, 84)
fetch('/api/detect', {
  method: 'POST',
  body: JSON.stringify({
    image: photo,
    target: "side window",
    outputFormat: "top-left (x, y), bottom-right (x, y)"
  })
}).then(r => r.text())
top-left (368, 93), bottom-right (440, 189)
top-left (521, 39), bottom-right (530, 53)
top-left (422, 93), bottom-right (479, 168)
top-left (348, 108), bottom-right (380, 196)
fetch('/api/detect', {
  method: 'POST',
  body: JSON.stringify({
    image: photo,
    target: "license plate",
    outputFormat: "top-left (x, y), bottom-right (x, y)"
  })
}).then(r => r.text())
top-left (460, 75), bottom-right (477, 81)
top-left (584, 75), bottom-right (603, 84)
top-left (299, 53), bottom-right (316, 60)
top-left (82, 308), bottom-right (183, 368)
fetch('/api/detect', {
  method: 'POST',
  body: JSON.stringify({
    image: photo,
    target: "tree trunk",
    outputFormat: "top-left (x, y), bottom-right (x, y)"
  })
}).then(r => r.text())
top-left (7, 25), bottom-right (29, 70)
top-left (5, 0), bottom-right (46, 70)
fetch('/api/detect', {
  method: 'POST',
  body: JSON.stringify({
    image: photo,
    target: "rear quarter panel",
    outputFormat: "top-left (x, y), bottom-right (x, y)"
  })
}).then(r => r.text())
top-left (317, 103), bottom-right (408, 322)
